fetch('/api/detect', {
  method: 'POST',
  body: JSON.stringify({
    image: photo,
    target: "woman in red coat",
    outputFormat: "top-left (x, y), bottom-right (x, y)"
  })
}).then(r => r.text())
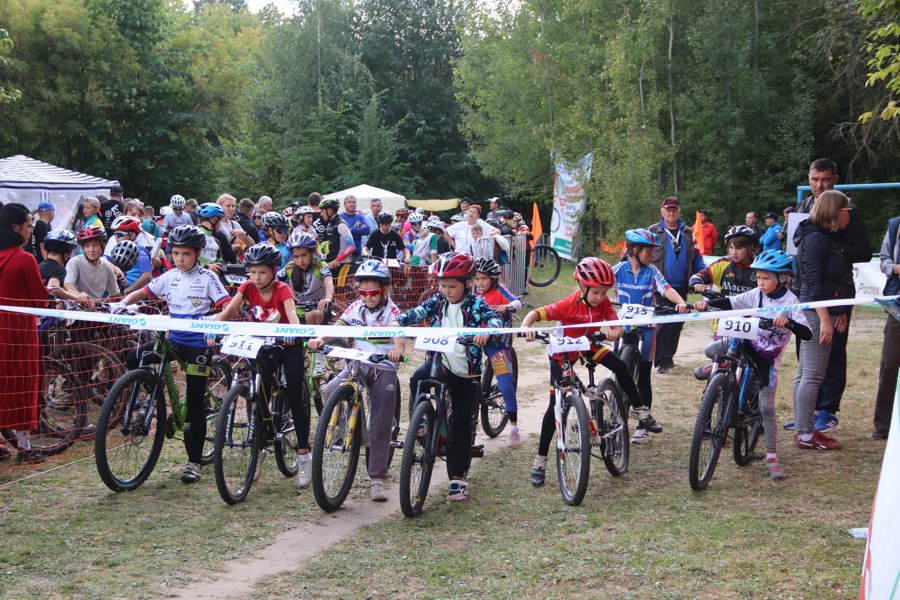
top-left (0, 203), bottom-right (49, 463)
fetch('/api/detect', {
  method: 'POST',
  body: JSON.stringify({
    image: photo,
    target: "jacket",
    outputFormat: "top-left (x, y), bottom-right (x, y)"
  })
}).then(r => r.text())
top-left (793, 219), bottom-right (854, 314)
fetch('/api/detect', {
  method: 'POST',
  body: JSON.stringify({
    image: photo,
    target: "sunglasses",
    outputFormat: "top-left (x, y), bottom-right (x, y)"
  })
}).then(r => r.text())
top-left (114, 232), bottom-right (129, 237)
top-left (357, 288), bottom-right (382, 298)
top-left (274, 227), bottom-right (288, 234)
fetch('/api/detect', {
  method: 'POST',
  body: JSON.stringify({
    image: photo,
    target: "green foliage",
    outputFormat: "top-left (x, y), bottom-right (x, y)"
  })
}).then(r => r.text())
top-left (860, 0), bottom-right (900, 121)
top-left (0, 28), bottom-right (20, 104)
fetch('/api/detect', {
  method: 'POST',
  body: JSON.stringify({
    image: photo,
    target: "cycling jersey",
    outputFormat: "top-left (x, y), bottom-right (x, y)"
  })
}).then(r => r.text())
top-left (536, 290), bottom-right (617, 361)
top-left (410, 232), bottom-right (437, 265)
top-left (145, 264), bottom-right (230, 347)
top-left (314, 215), bottom-right (355, 263)
top-left (478, 284), bottom-right (522, 349)
top-left (611, 260), bottom-right (671, 306)
top-left (162, 211), bottom-right (194, 231)
top-left (238, 279), bottom-right (293, 324)
top-left (689, 257), bottom-right (756, 297)
top-left (199, 226), bottom-right (221, 266)
top-left (278, 261), bottom-right (332, 308)
top-left (366, 229), bottom-right (405, 260)
top-left (336, 299), bottom-right (402, 369)
top-left (268, 240), bottom-right (291, 267)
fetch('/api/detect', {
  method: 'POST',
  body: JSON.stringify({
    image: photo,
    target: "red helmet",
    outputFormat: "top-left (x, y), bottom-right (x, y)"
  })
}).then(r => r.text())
top-left (76, 225), bottom-right (107, 245)
top-left (394, 207), bottom-right (409, 217)
top-left (111, 216), bottom-right (142, 233)
top-left (574, 257), bottom-right (615, 288)
top-left (432, 251), bottom-right (475, 280)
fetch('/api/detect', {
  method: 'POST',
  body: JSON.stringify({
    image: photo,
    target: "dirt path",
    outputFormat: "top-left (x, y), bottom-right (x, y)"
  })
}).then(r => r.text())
top-left (169, 326), bottom-right (711, 599)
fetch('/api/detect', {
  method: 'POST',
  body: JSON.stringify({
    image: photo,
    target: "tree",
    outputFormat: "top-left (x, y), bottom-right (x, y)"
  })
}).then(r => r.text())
top-left (0, 28), bottom-right (20, 104)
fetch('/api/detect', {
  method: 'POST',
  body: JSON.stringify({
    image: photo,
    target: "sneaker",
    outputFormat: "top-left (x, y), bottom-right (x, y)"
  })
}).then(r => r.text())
top-left (631, 426), bottom-right (650, 445)
top-left (508, 427), bottom-right (522, 446)
top-left (295, 453), bottom-right (312, 488)
top-left (180, 462), bottom-right (202, 483)
top-left (312, 357), bottom-right (328, 377)
top-left (530, 456), bottom-right (547, 487)
top-left (694, 363), bottom-right (714, 381)
top-left (873, 430), bottom-right (889, 440)
top-left (448, 480), bottom-right (469, 501)
top-left (783, 420), bottom-right (796, 431)
top-left (644, 415), bottom-right (663, 433)
top-left (15, 449), bottom-right (46, 465)
top-left (629, 406), bottom-right (650, 421)
top-left (370, 479), bottom-right (388, 502)
top-left (253, 449), bottom-right (267, 482)
top-left (764, 458), bottom-right (785, 481)
top-left (796, 431), bottom-right (842, 451)
top-left (657, 364), bottom-right (672, 374)
top-left (814, 411), bottom-right (841, 433)
top-left (0, 445), bottom-right (11, 461)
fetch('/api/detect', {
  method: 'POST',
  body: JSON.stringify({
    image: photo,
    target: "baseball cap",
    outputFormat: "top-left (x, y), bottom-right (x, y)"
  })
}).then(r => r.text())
top-left (661, 196), bottom-right (680, 208)
top-left (85, 197), bottom-right (101, 208)
top-left (764, 211), bottom-right (778, 219)
top-left (38, 201), bottom-right (56, 212)
top-left (698, 208), bottom-right (710, 216)
top-left (109, 184), bottom-right (123, 195)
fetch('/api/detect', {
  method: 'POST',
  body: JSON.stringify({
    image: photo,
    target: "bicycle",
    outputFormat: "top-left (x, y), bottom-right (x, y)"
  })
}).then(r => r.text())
top-left (533, 331), bottom-right (630, 506)
top-left (398, 336), bottom-right (486, 518)
top-left (478, 307), bottom-right (519, 438)
top-left (527, 243), bottom-right (561, 287)
top-left (213, 337), bottom-right (308, 504)
top-left (93, 330), bottom-right (232, 492)
top-left (687, 314), bottom-right (808, 491)
top-left (311, 345), bottom-right (404, 512)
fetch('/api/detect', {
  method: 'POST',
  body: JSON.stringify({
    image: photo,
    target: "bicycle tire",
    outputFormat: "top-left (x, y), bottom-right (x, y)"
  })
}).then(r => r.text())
top-left (733, 389), bottom-right (763, 466)
top-left (94, 369), bottom-right (167, 492)
top-left (528, 244), bottom-right (561, 287)
top-left (200, 356), bottom-right (232, 466)
top-left (399, 399), bottom-right (436, 518)
top-left (688, 373), bottom-right (730, 491)
top-left (556, 391), bottom-right (591, 506)
top-left (312, 385), bottom-right (362, 512)
top-left (479, 347), bottom-right (517, 438)
top-left (47, 342), bottom-right (125, 437)
top-left (596, 378), bottom-right (630, 476)
top-left (616, 343), bottom-right (639, 386)
top-left (213, 384), bottom-right (259, 505)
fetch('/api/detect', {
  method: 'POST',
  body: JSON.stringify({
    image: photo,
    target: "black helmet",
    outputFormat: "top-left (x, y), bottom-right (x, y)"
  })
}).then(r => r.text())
top-left (109, 241), bottom-right (139, 272)
top-left (319, 198), bottom-right (340, 212)
top-left (376, 212), bottom-right (394, 225)
top-left (244, 243), bottom-right (283, 267)
top-left (261, 211), bottom-right (289, 229)
top-left (167, 225), bottom-right (206, 250)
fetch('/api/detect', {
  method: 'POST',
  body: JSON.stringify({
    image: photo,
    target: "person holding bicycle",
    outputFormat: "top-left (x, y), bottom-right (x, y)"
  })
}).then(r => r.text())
top-left (390, 252), bottom-right (500, 502)
top-left (693, 250), bottom-right (811, 480)
top-left (116, 225), bottom-right (231, 484)
top-left (689, 225), bottom-right (758, 298)
top-left (473, 256), bottom-right (523, 444)
top-left (279, 230), bottom-right (334, 326)
top-left (611, 229), bottom-right (691, 443)
top-left (521, 257), bottom-right (654, 485)
top-left (308, 258), bottom-right (405, 502)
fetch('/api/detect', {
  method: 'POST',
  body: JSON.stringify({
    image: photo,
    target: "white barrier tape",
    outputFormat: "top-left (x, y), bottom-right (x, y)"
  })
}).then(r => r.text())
top-left (1, 295), bottom-right (896, 339)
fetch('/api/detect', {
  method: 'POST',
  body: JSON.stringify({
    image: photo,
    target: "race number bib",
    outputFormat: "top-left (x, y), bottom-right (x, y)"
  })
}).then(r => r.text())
top-left (386, 259), bottom-right (401, 268)
top-left (220, 335), bottom-right (268, 358)
top-left (618, 303), bottom-right (654, 320)
top-left (716, 317), bottom-right (760, 340)
top-left (547, 335), bottom-right (590, 355)
top-left (414, 336), bottom-right (454, 353)
top-left (325, 346), bottom-right (371, 361)
top-left (224, 274), bottom-right (248, 285)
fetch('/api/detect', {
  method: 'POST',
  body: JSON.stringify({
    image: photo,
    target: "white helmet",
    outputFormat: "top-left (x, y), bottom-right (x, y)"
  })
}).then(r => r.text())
top-left (170, 194), bottom-right (186, 209)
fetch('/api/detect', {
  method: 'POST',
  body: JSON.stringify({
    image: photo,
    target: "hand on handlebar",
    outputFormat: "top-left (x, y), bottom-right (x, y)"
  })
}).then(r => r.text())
top-left (387, 348), bottom-right (404, 362)
top-left (317, 298), bottom-right (331, 311)
top-left (772, 316), bottom-right (788, 328)
top-left (692, 283), bottom-right (708, 293)
top-left (675, 303), bottom-right (691, 314)
top-left (472, 334), bottom-right (491, 346)
top-left (693, 300), bottom-right (708, 312)
top-left (205, 333), bottom-right (217, 346)
top-left (307, 338), bottom-right (324, 351)
top-left (604, 327), bottom-right (623, 342)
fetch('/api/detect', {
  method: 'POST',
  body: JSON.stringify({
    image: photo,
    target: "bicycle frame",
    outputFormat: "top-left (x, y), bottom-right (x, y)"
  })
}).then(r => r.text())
top-left (230, 346), bottom-right (289, 449)
top-left (710, 337), bottom-right (758, 426)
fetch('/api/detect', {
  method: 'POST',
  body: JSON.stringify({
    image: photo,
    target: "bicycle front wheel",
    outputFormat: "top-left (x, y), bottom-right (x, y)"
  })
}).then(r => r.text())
top-left (312, 385), bottom-right (362, 512)
top-left (733, 389), bottom-right (763, 466)
top-left (688, 373), bottom-right (730, 491)
top-left (595, 378), bottom-right (630, 476)
top-left (95, 369), bottom-right (166, 492)
top-left (616, 343), bottom-right (639, 385)
top-left (213, 384), bottom-right (259, 505)
top-left (200, 356), bottom-right (232, 466)
top-left (479, 348), bottom-right (516, 438)
top-left (556, 391), bottom-right (591, 506)
top-left (272, 387), bottom-right (302, 478)
top-left (528, 244), bottom-right (561, 287)
top-left (399, 399), bottom-right (436, 518)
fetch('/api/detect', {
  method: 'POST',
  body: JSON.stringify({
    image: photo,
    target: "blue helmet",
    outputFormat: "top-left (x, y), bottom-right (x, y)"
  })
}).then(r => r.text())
top-left (197, 202), bottom-right (226, 220)
top-left (625, 228), bottom-right (660, 247)
top-left (750, 250), bottom-right (795, 274)
top-left (355, 258), bottom-right (391, 285)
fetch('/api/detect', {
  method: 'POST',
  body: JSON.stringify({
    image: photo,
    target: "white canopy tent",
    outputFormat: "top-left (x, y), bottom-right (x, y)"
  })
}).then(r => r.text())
top-left (323, 184), bottom-right (406, 214)
top-left (0, 155), bottom-right (119, 228)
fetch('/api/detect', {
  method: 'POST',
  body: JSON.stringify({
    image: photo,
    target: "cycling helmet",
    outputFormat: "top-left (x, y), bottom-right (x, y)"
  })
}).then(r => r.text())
top-left (197, 202), bottom-right (226, 220)
top-left (415, 207), bottom-right (426, 214)
top-left (513, 212), bottom-right (523, 222)
top-left (261, 211), bottom-right (289, 229)
top-left (624, 228), bottom-right (661, 247)
top-left (244, 243), bottom-right (283, 267)
top-left (160, 206), bottom-right (173, 216)
top-left (724, 224), bottom-right (757, 245)
top-left (282, 206), bottom-right (294, 218)
top-left (750, 250), bottom-right (795, 274)
top-left (286, 229), bottom-right (319, 251)
top-left (485, 217), bottom-right (500, 228)
top-left (111, 215), bottom-right (142, 233)
top-left (574, 257), bottom-right (615, 287)
top-left (76, 225), bottom-right (107, 245)
top-left (427, 221), bottom-right (445, 233)
top-left (297, 206), bottom-right (314, 216)
top-left (170, 194), bottom-right (186, 209)
top-left (43, 229), bottom-right (78, 253)
top-left (376, 212), bottom-right (394, 225)
top-left (432, 252), bottom-right (475, 280)
top-left (355, 258), bottom-right (392, 285)
top-left (167, 225), bottom-right (206, 250)
top-left (474, 256), bottom-right (502, 278)
top-left (408, 213), bottom-right (424, 224)
top-left (450, 214), bottom-right (464, 223)
top-left (319, 198), bottom-right (340, 212)
top-left (109, 241), bottom-right (139, 272)
top-left (394, 207), bottom-right (409, 217)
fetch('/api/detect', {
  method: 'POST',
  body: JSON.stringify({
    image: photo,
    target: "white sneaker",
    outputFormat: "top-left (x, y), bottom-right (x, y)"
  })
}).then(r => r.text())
top-left (296, 453), bottom-right (312, 488)
top-left (631, 427), bottom-right (650, 445)
top-left (312, 357), bottom-right (328, 377)
top-left (253, 449), bottom-right (267, 482)
top-left (508, 427), bottom-right (522, 445)
top-left (370, 479), bottom-right (388, 502)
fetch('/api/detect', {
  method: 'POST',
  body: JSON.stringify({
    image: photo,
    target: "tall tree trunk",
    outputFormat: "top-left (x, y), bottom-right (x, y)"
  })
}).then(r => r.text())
top-left (668, 18), bottom-right (677, 192)
top-left (316, 0), bottom-right (323, 116)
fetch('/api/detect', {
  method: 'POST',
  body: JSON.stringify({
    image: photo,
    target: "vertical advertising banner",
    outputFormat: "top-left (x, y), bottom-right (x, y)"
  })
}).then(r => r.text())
top-left (550, 152), bottom-right (593, 260)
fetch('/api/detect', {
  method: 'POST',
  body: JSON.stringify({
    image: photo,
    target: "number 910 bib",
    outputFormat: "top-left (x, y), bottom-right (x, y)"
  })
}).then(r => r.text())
top-left (716, 316), bottom-right (760, 340)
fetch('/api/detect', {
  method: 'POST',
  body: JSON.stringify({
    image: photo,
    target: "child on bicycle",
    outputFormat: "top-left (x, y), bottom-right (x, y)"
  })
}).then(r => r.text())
top-left (472, 256), bottom-right (523, 444)
top-left (307, 258), bottom-right (405, 502)
top-left (693, 250), bottom-right (811, 480)
top-left (279, 230), bottom-right (334, 325)
top-left (521, 257), bottom-right (655, 486)
top-left (689, 225), bottom-right (758, 297)
top-left (389, 252), bottom-right (500, 502)
top-left (211, 243), bottom-right (315, 487)
top-left (116, 225), bottom-right (231, 484)
top-left (261, 212), bottom-right (292, 267)
top-left (610, 229), bottom-right (691, 443)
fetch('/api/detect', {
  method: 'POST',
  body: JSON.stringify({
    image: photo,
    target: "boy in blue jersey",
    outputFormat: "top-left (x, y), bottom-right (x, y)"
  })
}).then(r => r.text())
top-left (611, 229), bottom-right (689, 443)
top-left (116, 225), bottom-right (231, 484)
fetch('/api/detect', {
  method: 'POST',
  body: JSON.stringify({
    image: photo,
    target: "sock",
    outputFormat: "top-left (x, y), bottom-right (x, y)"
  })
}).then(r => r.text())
top-left (800, 433), bottom-right (814, 442)
top-left (510, 425), bottom-right (518, 431)
top-left (16, 431), bottom-right (31, 451)
top-left (533, 455), bottom-right (547, 469)
top-left (766, 453), bottom-right (777, 461)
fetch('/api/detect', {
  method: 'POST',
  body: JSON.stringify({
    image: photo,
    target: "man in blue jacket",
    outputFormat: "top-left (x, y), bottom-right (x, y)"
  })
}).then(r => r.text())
top-left (873, 215), bottom-right (900, 439)
top-left (339, 195), bottom-right (371, 263)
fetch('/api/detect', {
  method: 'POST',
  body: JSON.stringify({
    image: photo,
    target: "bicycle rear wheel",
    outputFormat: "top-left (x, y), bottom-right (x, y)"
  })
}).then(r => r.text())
top-left (399, 399), bottom-right (436, 518)
top-left (479, 347), bottom-right (517, 438)
top-left (528, 244), bottom-right (561, 287)
top-left (213, 384), bottom-right (259, 505)
top-left (95, 369), bottom-right (166, 492)
top-left (200, 356), bottom-right (232, 466)
top-left (733, 389), bottom-right (763, 466)
top-left (273, 386), bottom-right (301, 478)
top-left (688, 373), bottom-right (730, 491)
top-left (312, 385), bottom-right (362, 512)
top-left (616, 343), bottom-right (639, 386)
top-left (595, 378), bottom-right (630, 476)
top-left (556, 391), bottom-right (591, 506)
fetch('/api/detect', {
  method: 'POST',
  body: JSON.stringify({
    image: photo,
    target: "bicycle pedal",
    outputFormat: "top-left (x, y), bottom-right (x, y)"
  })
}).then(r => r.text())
top-left (470, 445), bottom-right (484, 458)
top-left (389, 440), bottom-right (404, 450)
